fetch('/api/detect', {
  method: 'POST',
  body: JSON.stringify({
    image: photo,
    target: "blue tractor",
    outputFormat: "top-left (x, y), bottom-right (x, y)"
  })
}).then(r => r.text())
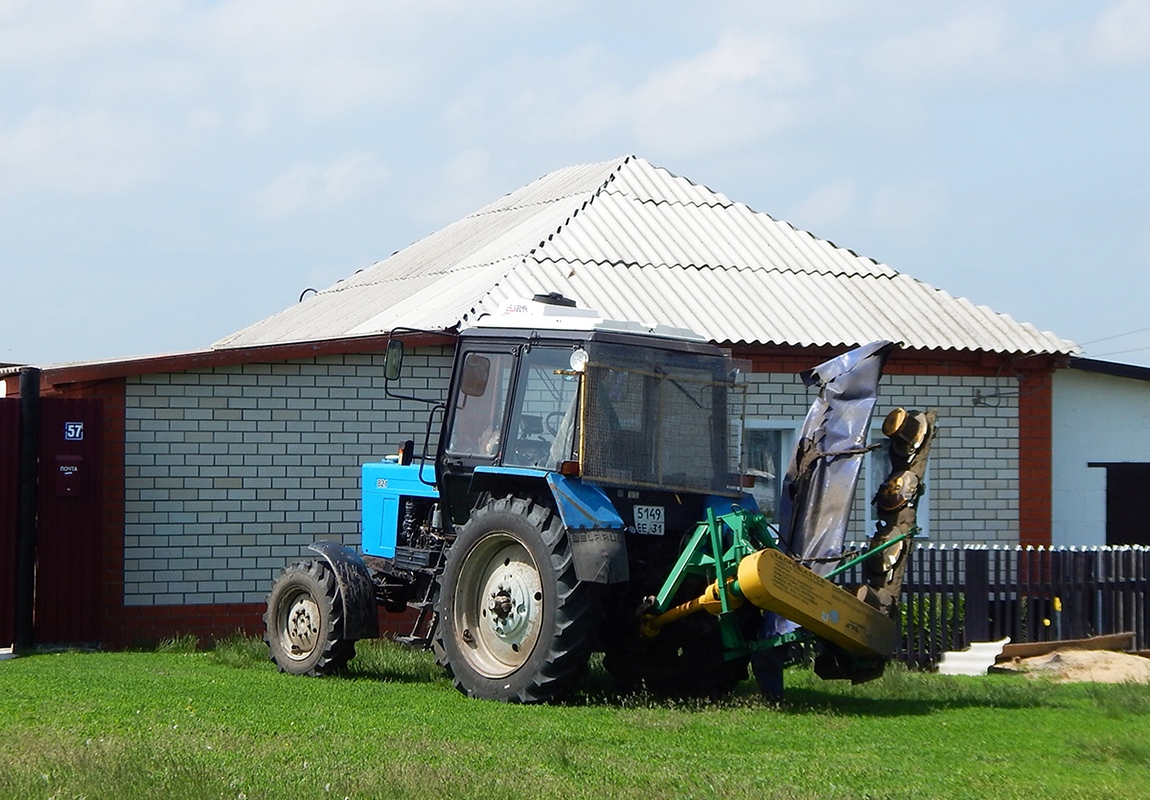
top-left (264, 294), bottom-right (928, 702)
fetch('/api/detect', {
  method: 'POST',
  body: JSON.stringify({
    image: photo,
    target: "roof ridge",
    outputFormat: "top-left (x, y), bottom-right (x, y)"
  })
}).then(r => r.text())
top-left (466, 185), bottom-right (614, 217)
top-left (603, 189), bottom-right (731, 210)
top-left (319, 254), bottom-right (528, 295)
top-left (298, 158), bottom-right (637, 312)
top-left (603, 158), bottom-right (886, 268)
top-left (601, 157), bottom-right (734, 210)
top-left (480, 156), bottom-right (635, 281)
top-left (530, 254), bottom-right (898, 280)
top-left (452, 159), bottom-right (635, 322)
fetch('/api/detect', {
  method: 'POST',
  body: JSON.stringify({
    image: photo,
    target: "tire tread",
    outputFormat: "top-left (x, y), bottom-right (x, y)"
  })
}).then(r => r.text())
top-left (435, 495), bottom-right (599, 703)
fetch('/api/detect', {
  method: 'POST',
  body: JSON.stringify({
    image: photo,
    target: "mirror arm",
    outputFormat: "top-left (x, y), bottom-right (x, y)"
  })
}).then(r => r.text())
top-left (382, 327), bottom-right (457, 406)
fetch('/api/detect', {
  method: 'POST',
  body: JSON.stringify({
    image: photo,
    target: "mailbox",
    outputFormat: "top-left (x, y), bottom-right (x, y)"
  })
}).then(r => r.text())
top-left (55, 455), bottom-right (83, 497)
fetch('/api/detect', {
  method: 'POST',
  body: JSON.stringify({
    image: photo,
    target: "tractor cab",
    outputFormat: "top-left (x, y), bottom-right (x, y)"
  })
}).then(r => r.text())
top-left (429, 297), bottom-right (747, 533)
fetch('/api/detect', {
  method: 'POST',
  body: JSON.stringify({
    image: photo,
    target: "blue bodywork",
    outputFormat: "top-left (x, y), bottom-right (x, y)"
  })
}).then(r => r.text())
top-left (361, 461), bottom-right (438, 558)
top-left (473, 467), bottom-right (626, 531)
top-left (361, 462), bottom-right (631, 558)
top-left (362, 460), bottom-right (757, 561)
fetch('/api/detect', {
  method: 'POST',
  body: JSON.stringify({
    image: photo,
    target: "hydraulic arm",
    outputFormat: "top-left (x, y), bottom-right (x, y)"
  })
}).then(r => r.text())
top-left (640, 508), bottom-right (900, 660)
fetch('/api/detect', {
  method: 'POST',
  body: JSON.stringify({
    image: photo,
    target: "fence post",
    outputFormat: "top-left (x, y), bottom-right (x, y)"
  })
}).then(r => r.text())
top-left (964, 548), bottom-right (989, 644)
top-left (1140, 548), bottom-right (1149, 651)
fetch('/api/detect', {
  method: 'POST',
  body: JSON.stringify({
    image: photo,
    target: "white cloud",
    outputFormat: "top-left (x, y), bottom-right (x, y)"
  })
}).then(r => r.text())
top-left (1089, 0), bottom-right (1150, 64)
top-left (866, 8), bottom-right (1074, 86)
top-left (639, 30), bottom-right (809, 104)
top-left (0, 0), bottom-right (180, 67)
top-left (439, 149), bottom-right (493, 192)
top-left (0, 107), bottom-right (162, 193)
top-left (440, 44), bottom-right (627, 149)
top-left (0, 0), bottom-right (518, 184)
top-left (254, 152), bottom-right (388, 218)
top-left (630, 32), bottom-right (811, 155)
top-left (205, 2), bottom-right (411, 119)
top-left (865, 3), bottom-right (1150, 88)
top-left (201, 0), bottom-right (547, 120)
top-left (865, 180), bottom-right (947, 241)
top-left (439, 26), bottom-right (814, 159)
top-left (788, 178), bottom-right (946, 250)
top-left (0, 0), bottom-right (596, 201)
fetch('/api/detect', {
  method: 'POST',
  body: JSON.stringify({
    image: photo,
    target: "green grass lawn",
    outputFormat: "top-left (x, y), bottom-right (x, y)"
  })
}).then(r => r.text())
top-left (1, 637), bottom-right (1148, 800)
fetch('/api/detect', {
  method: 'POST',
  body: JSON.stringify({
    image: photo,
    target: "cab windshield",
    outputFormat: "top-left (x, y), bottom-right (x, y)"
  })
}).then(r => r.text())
top-left (502, 346), bottom-right (581, 469)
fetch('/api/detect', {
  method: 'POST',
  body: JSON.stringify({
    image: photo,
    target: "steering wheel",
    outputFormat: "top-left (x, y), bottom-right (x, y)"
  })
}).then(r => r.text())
top-left (545, 411), bottom-right (564, 436)
top-left (512, 440), bottom-right (551, 466)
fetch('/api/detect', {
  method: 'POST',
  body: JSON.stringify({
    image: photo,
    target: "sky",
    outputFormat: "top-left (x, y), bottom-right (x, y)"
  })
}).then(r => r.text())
top-left (2, 0), bottom-right (1149, 368)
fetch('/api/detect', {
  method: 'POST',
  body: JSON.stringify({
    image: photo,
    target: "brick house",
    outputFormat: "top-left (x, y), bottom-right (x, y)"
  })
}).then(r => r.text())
top-left (1, 156), bottom-right (1077, 647)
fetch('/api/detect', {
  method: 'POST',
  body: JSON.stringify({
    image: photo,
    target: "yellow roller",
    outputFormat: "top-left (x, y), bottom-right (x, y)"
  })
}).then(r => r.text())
top-left (736, 548), bottom-right (898, 658)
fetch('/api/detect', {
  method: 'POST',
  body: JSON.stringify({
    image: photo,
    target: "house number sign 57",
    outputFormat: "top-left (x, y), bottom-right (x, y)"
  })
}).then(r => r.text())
top-left (63, 422), bottom-right (85, 441)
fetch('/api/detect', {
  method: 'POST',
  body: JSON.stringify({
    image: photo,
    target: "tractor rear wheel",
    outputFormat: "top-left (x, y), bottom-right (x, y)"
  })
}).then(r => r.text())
top-left (603, 604), bottom-right (754, 699)
top-left (435, 496), bottom-right (599, 703)
top-left (265, 560), bottom-right (355, 676)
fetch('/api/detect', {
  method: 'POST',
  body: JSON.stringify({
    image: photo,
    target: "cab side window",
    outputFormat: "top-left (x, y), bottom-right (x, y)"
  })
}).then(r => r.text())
top-left (447, 351), bottom-right (515, 457)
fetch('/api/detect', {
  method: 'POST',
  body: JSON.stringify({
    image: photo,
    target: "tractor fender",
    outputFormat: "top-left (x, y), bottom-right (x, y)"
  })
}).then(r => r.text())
top-left (307, 541), bottom-right (380, 641)
top-left (545, 474), bottom-right (629, 584)
top-left (468, 468), bottom-right (629, 584)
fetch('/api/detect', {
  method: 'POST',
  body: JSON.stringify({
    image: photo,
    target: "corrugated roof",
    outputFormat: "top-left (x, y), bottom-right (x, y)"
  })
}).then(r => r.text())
top-left (216, 155), bottom-right (1079, 357)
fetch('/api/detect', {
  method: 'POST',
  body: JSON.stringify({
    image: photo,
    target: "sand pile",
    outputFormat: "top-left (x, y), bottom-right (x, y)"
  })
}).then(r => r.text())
top-left (992, 650), bottom-right (1150, 683)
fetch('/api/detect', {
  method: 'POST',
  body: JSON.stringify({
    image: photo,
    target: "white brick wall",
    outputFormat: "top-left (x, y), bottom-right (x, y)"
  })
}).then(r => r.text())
top-left (873, 374), bottom-right (1020, 544)
top-left (122, 350), bottom-right (1021, 605)
top-left (744, 372), bottom-right (1021, 544)
top-left (123, 347), bottom-right (454, 605)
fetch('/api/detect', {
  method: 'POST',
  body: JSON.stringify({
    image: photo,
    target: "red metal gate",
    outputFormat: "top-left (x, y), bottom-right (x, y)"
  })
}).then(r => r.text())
top-left (34, 398), bottom-right (103, 645)
top-left (0, 398), bottom-right (19, 647)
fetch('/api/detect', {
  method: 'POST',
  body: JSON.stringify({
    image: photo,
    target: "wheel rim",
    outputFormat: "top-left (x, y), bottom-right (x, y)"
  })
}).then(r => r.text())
top-left (453, 532), bottom-right (544, 678)
top-left (277, 586), bottom-right (322, 661)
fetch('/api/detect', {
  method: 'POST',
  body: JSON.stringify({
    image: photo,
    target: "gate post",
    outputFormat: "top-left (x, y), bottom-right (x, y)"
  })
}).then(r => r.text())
top-left (0, 399), bottom-right (19, 649)
top-left (14, 367), bottom-right (40, 651)
top-left (964, 548), bottom-right (990, 644)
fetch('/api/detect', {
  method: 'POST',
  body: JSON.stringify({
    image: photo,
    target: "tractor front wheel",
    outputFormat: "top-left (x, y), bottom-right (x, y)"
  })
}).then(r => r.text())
top-left (265, 560), bottom-right (355, 676)
top-left (435, 496), bottom-right (599, 702)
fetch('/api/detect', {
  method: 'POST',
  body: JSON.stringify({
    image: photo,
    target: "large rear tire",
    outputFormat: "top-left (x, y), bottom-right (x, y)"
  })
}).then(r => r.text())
top-left (435, 496), bottom-right (599, 702)
top-left (265, 560), bottom-right (356, 676)
top-left (603, 602), bottom-right (754, 699)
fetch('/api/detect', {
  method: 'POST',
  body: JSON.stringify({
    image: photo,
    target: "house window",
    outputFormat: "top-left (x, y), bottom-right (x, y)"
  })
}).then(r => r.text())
top-left (742, 421), bottom-right (798, 522)
top-left (742, 422), bottom-right (930, 538)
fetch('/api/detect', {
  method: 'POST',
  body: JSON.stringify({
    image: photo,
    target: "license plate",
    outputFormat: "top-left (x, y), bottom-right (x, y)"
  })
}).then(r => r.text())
top-left (633, 505), bottom-right (665, 536)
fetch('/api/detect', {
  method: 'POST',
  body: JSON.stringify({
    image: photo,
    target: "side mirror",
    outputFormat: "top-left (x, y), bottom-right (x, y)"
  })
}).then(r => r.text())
top-left (384, 339), bottom-right (404, 381)
top-left (460, 353), bottom-right (491, 397)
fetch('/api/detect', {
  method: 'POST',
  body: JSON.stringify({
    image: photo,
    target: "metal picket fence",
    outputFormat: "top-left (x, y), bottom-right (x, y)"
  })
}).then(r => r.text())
top-left (835, 544), bottom-right (1150, 669)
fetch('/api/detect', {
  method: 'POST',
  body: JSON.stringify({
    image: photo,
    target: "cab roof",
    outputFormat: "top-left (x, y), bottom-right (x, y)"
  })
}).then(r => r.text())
top-left (464, 294), bottom-right (710, 346)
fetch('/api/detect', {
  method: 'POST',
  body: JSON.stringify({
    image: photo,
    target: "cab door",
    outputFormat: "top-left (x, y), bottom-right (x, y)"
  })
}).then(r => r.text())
top-left (438, 344), bottom-right (518, 525)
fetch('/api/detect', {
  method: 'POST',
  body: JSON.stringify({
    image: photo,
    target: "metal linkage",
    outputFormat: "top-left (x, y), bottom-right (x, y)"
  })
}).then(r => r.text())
top-left (641, 507), bottom-right (902, 662)
top-left (642, 508), bottom-right (775, 655)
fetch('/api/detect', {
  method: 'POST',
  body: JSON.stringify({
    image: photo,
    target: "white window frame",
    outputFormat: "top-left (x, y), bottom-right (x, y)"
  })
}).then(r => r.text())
top-left (740, 419), bottom-right (801, 521)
